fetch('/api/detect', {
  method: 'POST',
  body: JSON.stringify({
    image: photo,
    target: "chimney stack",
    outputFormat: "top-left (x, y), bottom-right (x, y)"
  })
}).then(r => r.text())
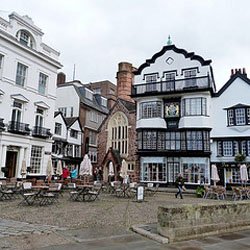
top-left (57, 72), bottom-right (66, 86)
top-left (116, 62), bottom-right (134, 103)
top-left (230, 68), bottom-right (247, 78)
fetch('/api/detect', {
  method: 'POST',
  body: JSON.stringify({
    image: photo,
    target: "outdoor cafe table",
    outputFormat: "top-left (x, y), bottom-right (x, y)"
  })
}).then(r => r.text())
top-left (115, 184), bottom-right (131, 198)
top-left (71, 184), bottom-right (94, 201)
top-left (20, 185), bottom-right (52, 206)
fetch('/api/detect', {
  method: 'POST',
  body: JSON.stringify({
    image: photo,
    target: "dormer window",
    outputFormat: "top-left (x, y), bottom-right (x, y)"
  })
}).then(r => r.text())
top-left (85, 88), bottom-right (93, 100)
top-left (16, 29), bottom-right (35, 48)
top-left (101, 97), bottom-right (107, 107)
top-left (226, 104), bottom-right (250, 126)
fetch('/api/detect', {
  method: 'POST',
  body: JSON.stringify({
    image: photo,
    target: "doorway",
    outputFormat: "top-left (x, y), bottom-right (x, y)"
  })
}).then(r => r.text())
top-left (5, 151), bottom-right (18, 178)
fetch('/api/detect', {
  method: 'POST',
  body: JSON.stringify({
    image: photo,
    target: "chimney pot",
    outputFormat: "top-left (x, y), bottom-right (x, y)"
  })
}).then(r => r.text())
top-left (57, 72), bottom-right (66, 86)
top-left (231, 69), bottom-right (234, 76)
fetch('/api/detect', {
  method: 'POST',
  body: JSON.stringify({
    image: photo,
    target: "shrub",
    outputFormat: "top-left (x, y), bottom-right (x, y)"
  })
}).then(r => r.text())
top-left (195, 186), bottom-right (205, 198)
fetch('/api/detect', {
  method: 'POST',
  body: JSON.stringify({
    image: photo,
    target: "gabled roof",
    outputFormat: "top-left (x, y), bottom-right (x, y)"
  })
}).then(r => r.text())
top-left (64, 117), bottom-right (83, 132)
top-left (101, 147), bottom-right (122, 166)
top-left (214, 72), bottom-right (250, 97)
top-left (64, 117), bottom-right (78, 127)
top-left (54, 111), bottom-right (67, 125)
top-left (97, 98), bottom-right (135, 132)
top-left (57, 82), bottom-right (109, 114)
top-left (223, 103), bottom-right (250, 110)
top-left (135, 44), bottom-right (212, 75)
top-left (77, 86), bottom-right (109, 114)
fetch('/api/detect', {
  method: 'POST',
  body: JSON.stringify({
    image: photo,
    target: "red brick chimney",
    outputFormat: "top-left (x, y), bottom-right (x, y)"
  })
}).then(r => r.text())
top-left (57, 72), bottom-right (66, 86)
top-left (116, 62), bottom-right (134, 103)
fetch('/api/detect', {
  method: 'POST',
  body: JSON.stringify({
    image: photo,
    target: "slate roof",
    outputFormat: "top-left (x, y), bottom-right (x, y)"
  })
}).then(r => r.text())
top-left (57, 82), bottom-right (109, 114)
top-left (118, 98), bottom-right (136, 112)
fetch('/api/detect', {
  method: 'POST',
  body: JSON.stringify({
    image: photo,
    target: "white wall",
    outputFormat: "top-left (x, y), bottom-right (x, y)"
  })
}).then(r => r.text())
top-left (56, 85), bottom-right (80, 117)
top-left (211, 77), bottom-right (250, 137)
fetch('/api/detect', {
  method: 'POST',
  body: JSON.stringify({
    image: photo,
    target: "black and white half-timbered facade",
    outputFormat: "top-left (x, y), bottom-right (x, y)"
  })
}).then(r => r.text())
top-left (132, 43), bottom-right (216, 187)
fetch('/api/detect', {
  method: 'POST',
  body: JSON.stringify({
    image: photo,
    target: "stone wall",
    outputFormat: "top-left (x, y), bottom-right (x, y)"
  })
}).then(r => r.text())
top-left (157, 201), bottom-right (250, 242)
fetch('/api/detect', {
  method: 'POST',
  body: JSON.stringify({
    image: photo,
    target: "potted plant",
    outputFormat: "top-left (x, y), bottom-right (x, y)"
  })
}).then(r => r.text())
top-left (195, 186), bottom-right (205, 198)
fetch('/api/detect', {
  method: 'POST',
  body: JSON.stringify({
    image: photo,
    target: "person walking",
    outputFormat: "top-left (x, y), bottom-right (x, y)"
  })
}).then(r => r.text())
top-left (175, 173), bottom-right (185, 199)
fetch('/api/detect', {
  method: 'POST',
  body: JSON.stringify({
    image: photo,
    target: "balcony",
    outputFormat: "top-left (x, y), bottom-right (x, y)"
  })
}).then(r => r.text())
top-left (32, 126), bottom-right (52, 138)
top-left (132, 76), bottom-right (211, 96)
top-left (8, 121), bottom-right (30, 135)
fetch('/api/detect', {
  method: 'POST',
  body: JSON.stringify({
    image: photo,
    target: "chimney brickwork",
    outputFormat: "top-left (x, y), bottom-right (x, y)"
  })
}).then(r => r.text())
top-left (116, 62), bottom-right (134, 102)
top-left (57, 72), bottom-right (66, 86)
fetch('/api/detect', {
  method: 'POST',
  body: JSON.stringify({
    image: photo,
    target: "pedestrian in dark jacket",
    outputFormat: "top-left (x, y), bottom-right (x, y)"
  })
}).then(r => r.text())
top-left (175, 173), bottom-right (185, 199)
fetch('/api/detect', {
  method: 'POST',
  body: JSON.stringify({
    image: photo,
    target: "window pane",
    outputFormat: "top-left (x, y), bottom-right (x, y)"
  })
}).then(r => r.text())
top-left (235, 108), bottom-right (246, 125)
top-left (16, 63), bottom-right (27, 86)
top-left (38, 73), bottom-right (47, 95)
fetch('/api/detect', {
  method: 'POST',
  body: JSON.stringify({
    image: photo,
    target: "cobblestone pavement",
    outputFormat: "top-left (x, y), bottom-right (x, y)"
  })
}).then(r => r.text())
top-left (0, 219), bottom-right (66, 238)
top-left (0, 189), bottom-right (249, 249)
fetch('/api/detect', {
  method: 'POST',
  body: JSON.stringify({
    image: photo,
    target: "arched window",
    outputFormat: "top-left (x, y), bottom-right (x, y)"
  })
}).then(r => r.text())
top-left (107, 112), bottom-right (128, 156)
top-left (16, 29), bottom-right (35, 48)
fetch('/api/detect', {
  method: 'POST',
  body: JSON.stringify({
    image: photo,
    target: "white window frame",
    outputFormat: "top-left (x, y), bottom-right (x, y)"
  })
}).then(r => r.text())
top-left (235, 108), bottom-right (246, 125)
top-left (85, 88), bottom-right (93, 100)
top-left (11, 100), bottom-right (23, 122)
top-left (30, 146), bottom-right (43, 174)
top-left (38, 72), bottom-right (48, 95)
top-left (70, 129), bottom-right (78, 139)
top-left (35, 108), bottom-right (44, 127)
top-left (139, 101), bottom-right (162, 119)
top-left (89, 130), bottom-right (97, 146)
top-left (16, 62), bottom-right (28, 87)
top-left (0, 54), bottom-right (3, 78)
top-left (184, 69), bottom-right (197, 87)
top-left (182, 97), bottom-right (207, 116)
top-left (58, 107), bottom-right (67, 117)
top-left (54, 123), bottom-right (62, 135)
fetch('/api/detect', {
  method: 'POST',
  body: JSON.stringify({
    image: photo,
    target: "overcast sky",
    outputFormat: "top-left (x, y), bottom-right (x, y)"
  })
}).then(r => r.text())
top-left (1, 0), bottom-right (250, 90)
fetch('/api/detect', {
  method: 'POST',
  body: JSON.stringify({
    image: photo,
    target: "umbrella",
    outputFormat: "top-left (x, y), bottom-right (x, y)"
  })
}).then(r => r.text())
top-left (21, 159), bottom-right (26, 178)
top-left (108, 161), bottom-right (114, 176)
top-left (120, 159), bottom-right (129, 184)
top-left (47, 156), bottom-right (54, 182)
top-left (79, 154), bottom-right (93, 175)
top-left (240, 164), bottom-right (249, 186)
top-left (120, 159), bottom-right (128, 178)
top-left (56, 160), bottom-right (63, 176)
top-left (211, 164), bottom-right (220, 186)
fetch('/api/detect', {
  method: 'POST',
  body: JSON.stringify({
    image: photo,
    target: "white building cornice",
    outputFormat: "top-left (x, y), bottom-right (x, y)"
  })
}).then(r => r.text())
top-left (9, 12), bottom-right (44, 36)
top-left (0, 30), bottom-right (62, 69)
top-left (10, 94), bottom-right (29, 103)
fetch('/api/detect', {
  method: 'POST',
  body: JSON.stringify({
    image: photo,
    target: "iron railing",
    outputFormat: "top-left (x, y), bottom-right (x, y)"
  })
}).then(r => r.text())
top-left (32, 126), bottom-right (51, 138)
top-left (132, 76), bottom-right (211, 95)
top-left (8, 121), bottom-right (30, 135)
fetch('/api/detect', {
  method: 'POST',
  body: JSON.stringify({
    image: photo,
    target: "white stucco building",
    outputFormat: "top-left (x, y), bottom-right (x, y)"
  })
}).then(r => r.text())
top-left (52, 112), bottom-right (83, 172)
top-left (210, 69), bottom-right (250, 186)
top-left (0, 12), bottom-right (62, 179)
